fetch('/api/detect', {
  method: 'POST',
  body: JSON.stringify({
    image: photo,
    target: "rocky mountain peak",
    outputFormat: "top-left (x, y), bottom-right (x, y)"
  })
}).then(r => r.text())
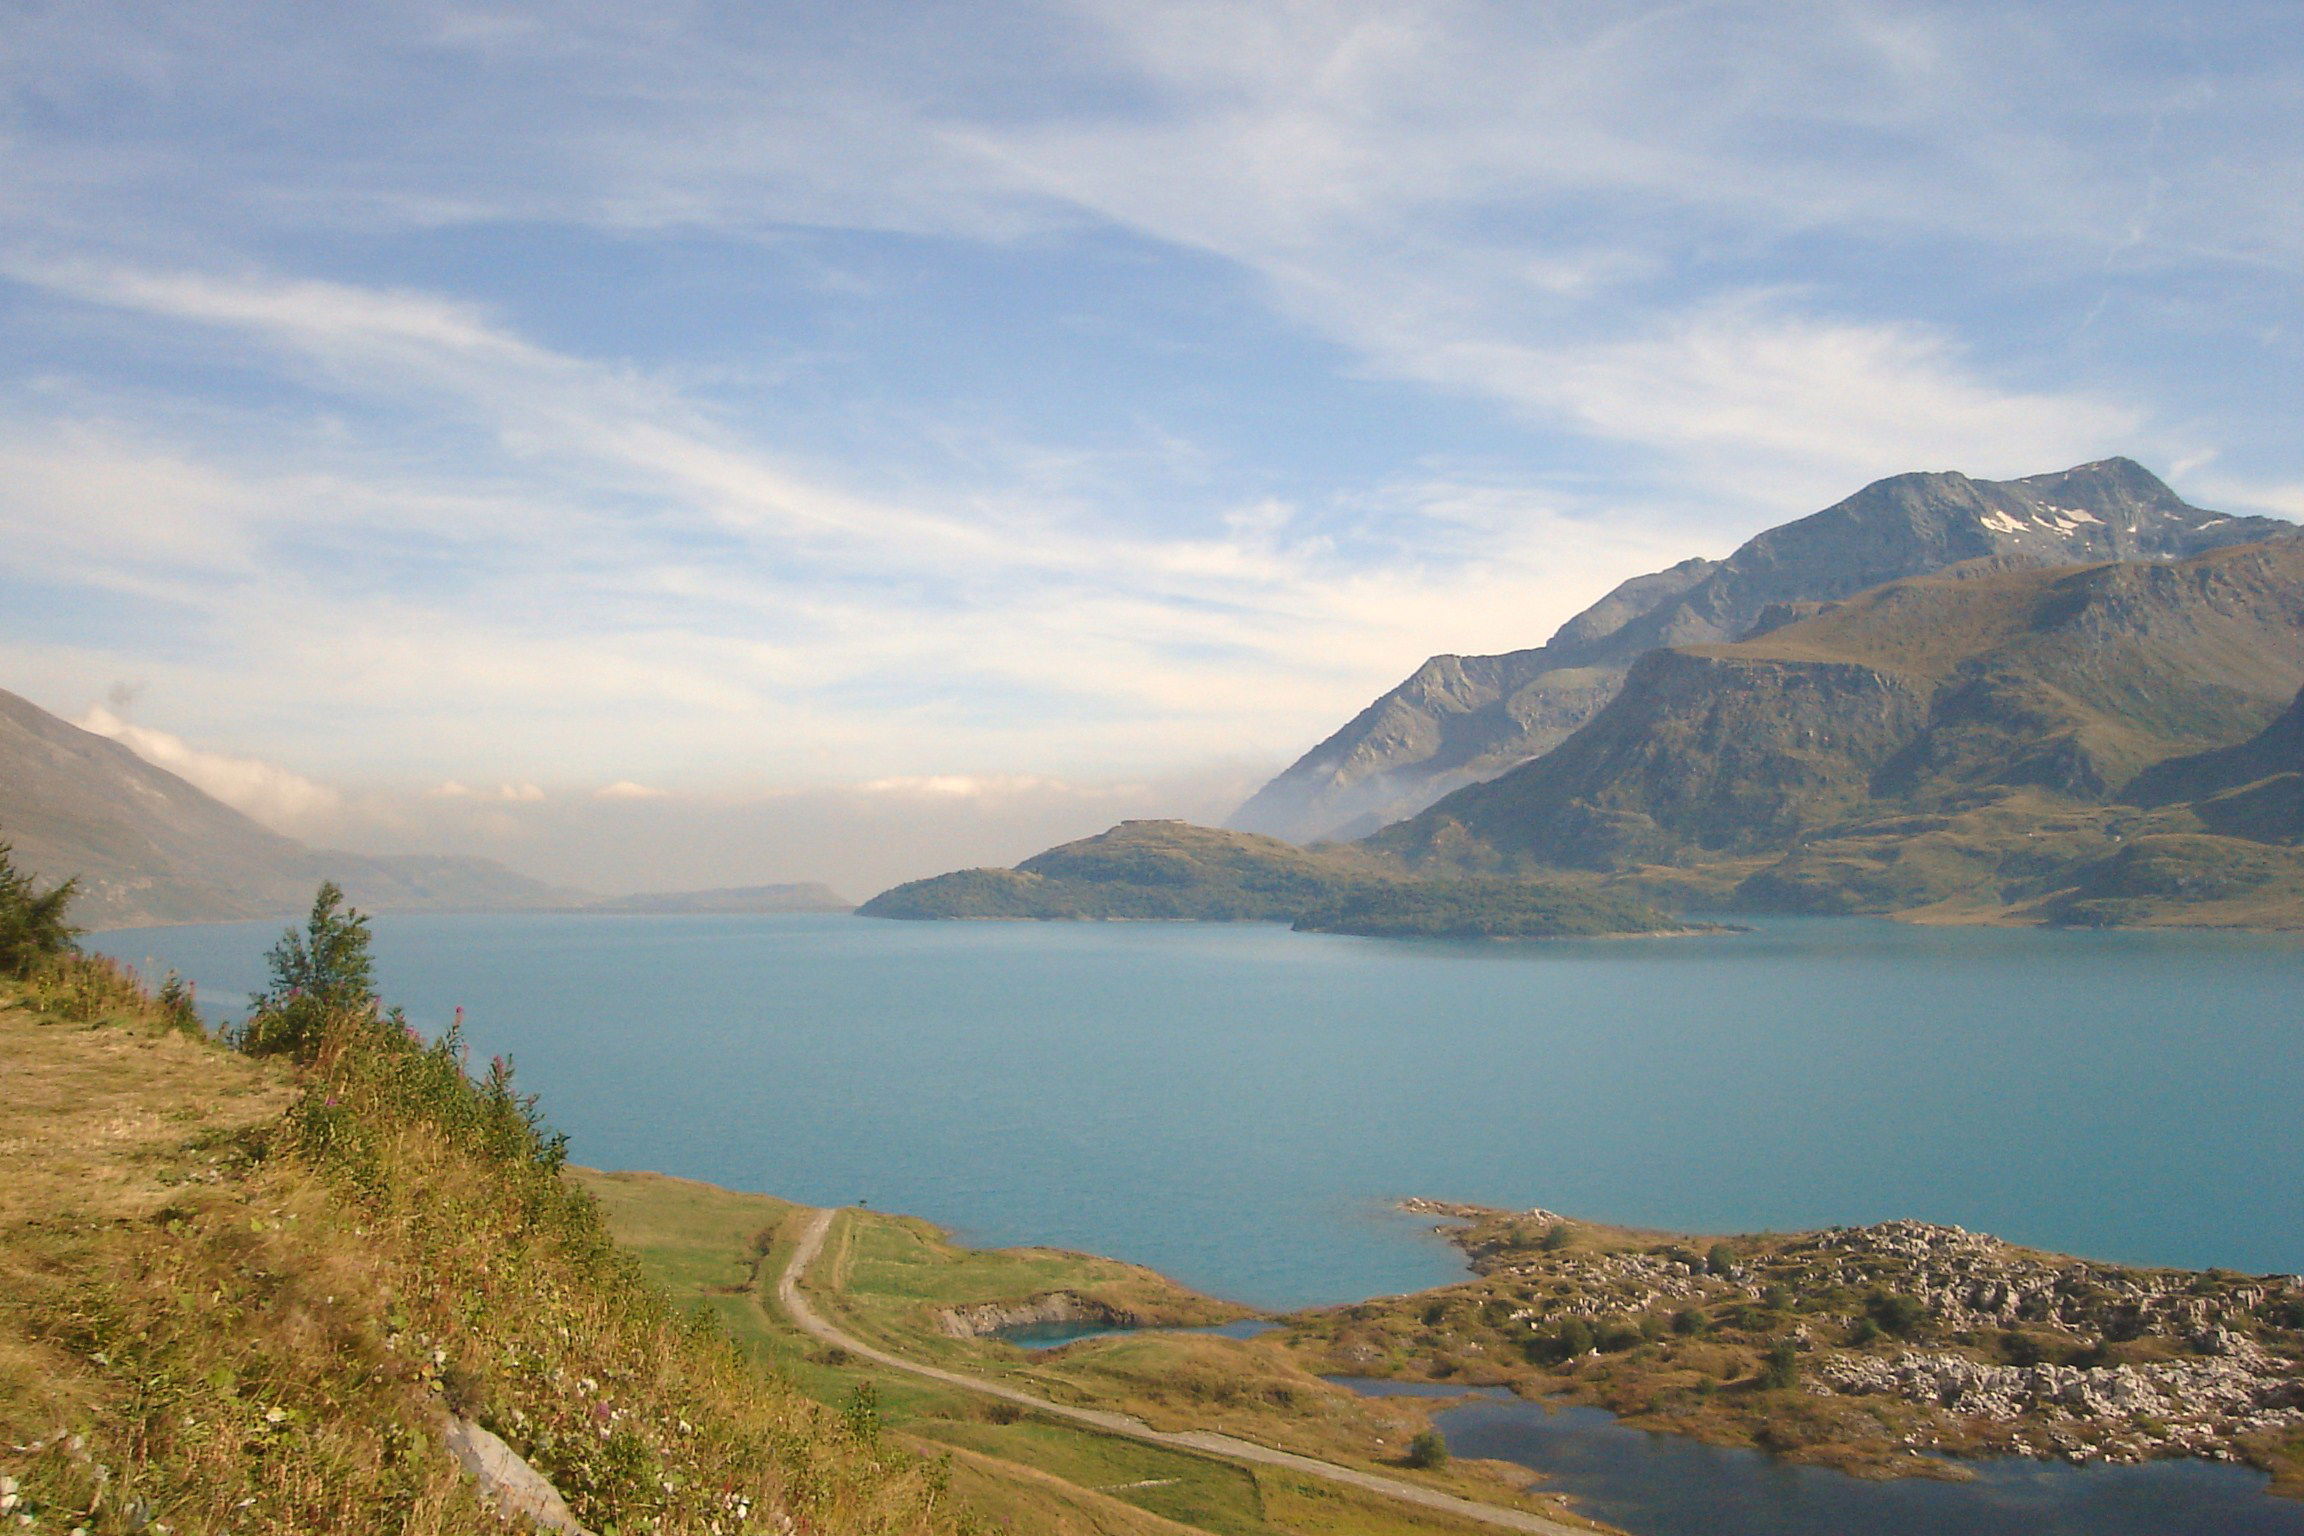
top-left (1231, 460), bottom-right (2295, 844)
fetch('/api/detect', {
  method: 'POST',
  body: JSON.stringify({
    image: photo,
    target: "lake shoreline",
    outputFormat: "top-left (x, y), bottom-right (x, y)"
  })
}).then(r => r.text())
top-left (1277, 1199), bottom-right (2304, 1496)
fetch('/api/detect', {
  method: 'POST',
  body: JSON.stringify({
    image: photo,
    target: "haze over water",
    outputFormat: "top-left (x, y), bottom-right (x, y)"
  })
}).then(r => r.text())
top-left (103, 913), bottom-right (2304, 1310)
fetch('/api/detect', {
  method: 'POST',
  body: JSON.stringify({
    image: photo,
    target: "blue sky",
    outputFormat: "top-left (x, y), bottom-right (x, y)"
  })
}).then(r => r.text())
top-left (4, 1), bottom-right (2300, 891)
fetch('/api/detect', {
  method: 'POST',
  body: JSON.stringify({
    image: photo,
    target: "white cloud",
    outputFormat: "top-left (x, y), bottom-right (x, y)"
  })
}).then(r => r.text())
top-left (431, 780), bottom-right (546, 802)
top-left (1397, 296), bottom-right (2140, 501)
top-left (594, 780), bottom-right (668, 800)
top-left (74, 704), bottom-right (341, 831)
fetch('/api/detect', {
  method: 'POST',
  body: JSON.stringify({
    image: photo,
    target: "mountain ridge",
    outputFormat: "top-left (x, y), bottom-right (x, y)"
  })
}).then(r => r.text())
top-left (1374, 537), bottom-right (2304, 874)
top-left (1232, 459), bottom-right (2294, 843)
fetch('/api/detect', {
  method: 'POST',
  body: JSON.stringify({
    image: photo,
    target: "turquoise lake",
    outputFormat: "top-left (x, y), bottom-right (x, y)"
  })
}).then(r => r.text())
top-left (94, 912), bottom-right (2304, 1533)
top-left (97, 912), bottom-right (2304, 1307)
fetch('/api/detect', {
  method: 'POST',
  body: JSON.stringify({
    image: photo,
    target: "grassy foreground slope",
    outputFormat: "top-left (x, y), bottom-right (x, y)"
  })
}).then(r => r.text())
top-left (0, 895), bottom-right (953, 1535)
top-left (859, 821), bottom-right (1679, 939)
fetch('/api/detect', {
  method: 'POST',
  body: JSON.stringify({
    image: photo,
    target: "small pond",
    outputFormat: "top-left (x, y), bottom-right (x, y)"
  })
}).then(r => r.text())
top-left (997, 1317), bottom-right (1279, 1351)
top-left (1334, 1378), bottom-right (2304, 1536)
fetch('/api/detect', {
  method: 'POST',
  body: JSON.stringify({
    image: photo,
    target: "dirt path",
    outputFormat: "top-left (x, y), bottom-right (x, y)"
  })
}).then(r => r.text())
top-left (774, 1208), bottom-right (1592, 1536)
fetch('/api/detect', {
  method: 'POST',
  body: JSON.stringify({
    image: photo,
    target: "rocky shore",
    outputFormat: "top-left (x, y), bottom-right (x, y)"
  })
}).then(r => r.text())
top-left (938, 1291), bottom-right (1139, 1340)
top-left (1284, 1205), bottom-right (2304, 1489)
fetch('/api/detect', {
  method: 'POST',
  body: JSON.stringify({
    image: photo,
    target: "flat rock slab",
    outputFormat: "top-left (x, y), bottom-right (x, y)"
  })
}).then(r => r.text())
top-left (445, 1415), bottom-right (591, 1535)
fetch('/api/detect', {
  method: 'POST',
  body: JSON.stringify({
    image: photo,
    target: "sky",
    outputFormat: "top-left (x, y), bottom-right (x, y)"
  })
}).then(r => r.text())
top-left (4, 1), bottom-right (2300, 896)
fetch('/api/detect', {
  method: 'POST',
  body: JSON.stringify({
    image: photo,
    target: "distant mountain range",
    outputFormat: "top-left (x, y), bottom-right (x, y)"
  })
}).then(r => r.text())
top-left (0, 687), bottom-right (582, 928)
top-left (1231, 459), bottom-right (2293, 843)
top-left (582, 884), bottom-right (852, 915)
top-left (0, 689), bottom-right (846, 928)
top-left (873, 459), bottom-right (2304, 933)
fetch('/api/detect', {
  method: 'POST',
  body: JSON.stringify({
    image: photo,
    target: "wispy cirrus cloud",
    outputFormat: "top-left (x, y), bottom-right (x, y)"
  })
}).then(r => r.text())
top-left (0, 260), bottom-right (1699, 785)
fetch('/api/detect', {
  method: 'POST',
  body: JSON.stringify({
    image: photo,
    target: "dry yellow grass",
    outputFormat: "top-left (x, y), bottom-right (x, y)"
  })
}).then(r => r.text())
top-left (0, 992), bottom-right (289, 1228)
top-left (0, 961), bottom-right (963, 1536)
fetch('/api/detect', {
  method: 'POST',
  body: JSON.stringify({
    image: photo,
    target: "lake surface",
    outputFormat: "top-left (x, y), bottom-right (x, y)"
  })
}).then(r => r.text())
top-left (96, 912), bottom-right (2304, 1533)
top-left (97, 913), bottom-right (2304, 1310)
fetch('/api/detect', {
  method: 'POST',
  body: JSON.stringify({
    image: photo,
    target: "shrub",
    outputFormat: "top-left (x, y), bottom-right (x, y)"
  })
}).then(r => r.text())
top-left (1999, 1329), bottom-right (2049, 1366)
top-left (1706, 1243), bottom-right (1738, 1277)
top-left (1671, 1307), bottom-right (1707, 1337)
top-left (1758, 1340), bottom-right (1800, 1390)
top-left (1865, 1292), bottom-right (1927, 1338)
top-left (1529, 1317), bottom-right (1596, 1364)
top-left (1404, 1429), bottom-right (1449, 1469)
top-left (0, 838), bottom-right (76, 978)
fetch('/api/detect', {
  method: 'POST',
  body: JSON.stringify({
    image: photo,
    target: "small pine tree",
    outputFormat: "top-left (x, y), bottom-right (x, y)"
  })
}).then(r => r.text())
top-left (257, 882), bottom-right (375, 1012)
top-left (240, 882), bottom-right (377, 1058)
top-left (0, 838), bottom-right (77, 977)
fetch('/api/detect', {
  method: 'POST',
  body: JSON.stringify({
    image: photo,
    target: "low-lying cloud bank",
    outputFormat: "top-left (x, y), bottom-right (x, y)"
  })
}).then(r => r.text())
top-left (78, 703), bottom-right (1264, 902)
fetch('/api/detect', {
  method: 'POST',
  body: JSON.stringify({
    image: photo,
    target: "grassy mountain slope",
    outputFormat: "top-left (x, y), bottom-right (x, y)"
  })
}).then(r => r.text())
top-left (1232, 459), bottom-right (2293, 843)
top-left (861, 822), bottom-right (1361, 921)
top-left (859, 820), bottom-right (1676, 938)
top-left (1377, 540), bottom-right (2304, 880)
top-left (2128, 684), bottom-right (2304, 838)
top-left (0, 687), bottom-right (578, 927)
top-left (0, 958), bottom-right (954, 1536)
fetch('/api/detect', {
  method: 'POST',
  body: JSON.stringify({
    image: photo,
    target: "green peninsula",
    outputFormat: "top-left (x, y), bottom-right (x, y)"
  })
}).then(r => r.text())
top-left (858, 820), bottom-right (1682, 939)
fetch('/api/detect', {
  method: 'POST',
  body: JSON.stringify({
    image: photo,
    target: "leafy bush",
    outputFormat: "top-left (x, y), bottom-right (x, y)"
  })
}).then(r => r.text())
top-left (1404, 1429), bottom-right (1449, 1469)
top-left (1757, 1340), bottom-right (1800, 1390)
top-left (1865, 1291), bottom-right (1928, 1338)
top-left (1529, 1317), bottom-right (1596, 1364)
top-left (1999, 1329), bottom-right (2049, 1366)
